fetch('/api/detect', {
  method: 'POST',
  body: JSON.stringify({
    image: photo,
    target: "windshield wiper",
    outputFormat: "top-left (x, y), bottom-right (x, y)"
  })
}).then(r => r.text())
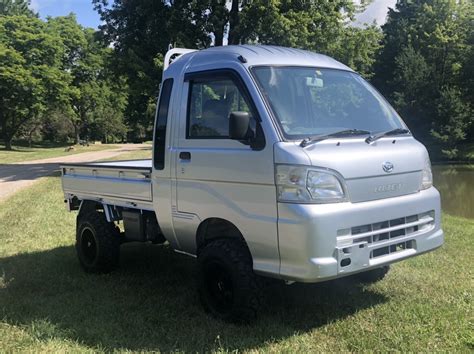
top-left (300, 129), bottom-right (371, 147)
top-left (365, 128), bottom-right (410, 144)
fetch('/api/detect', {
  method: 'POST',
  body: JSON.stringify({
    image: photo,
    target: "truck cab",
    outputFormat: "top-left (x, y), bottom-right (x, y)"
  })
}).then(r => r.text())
top-left (61, 45), bottom-right (444, 322)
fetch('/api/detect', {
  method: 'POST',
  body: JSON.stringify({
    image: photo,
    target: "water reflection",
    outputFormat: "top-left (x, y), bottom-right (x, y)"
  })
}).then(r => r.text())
top-left (433, 165), bottom-right (473, 219)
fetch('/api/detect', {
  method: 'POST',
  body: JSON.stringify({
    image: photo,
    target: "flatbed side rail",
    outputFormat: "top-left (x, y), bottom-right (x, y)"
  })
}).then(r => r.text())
top-left (60, 162), bottom-right (152, 172)
top-left (61, 162), bottom-right (153, 203)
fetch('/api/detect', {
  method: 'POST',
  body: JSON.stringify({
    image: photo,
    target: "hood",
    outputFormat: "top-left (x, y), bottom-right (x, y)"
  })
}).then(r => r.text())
top-left (274, 137), bottom-right (428, 203)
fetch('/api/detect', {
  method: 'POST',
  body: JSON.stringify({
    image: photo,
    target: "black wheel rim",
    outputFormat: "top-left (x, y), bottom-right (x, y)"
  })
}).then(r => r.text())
top-left (81, 227), bottom-right (97, 265)
top-left (204, 260), bottom-right (234, 314)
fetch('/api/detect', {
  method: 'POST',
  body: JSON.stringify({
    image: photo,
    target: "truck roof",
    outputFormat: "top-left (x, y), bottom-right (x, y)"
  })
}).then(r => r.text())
top-left (168, 45), bottom-right (354, 75)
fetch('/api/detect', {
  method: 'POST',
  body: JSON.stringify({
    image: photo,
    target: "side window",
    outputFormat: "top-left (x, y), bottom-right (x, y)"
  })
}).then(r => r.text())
top-left (153, 78), bottom-right (173, 170)
top-left (187, 77), bottom-right (255, 138)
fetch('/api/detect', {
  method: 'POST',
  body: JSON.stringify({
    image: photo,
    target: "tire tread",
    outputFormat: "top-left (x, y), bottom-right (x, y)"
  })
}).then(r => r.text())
top-left (198, 238), bottom-right (262, 323)
top-left (76, 211), bottom-right (120, 273)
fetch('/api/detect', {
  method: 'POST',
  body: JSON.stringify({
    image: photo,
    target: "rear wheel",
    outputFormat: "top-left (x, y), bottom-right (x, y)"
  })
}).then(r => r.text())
top-left (354, 266), bottom-right (390, 283)
top-left (76, 211), bottom-right (120, 273)
top-left (198, 239), bottom-right (261, 323)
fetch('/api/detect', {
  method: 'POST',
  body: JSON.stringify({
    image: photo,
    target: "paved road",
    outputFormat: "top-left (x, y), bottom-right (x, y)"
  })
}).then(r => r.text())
top-left (0, 144), bottom-right (149, 202)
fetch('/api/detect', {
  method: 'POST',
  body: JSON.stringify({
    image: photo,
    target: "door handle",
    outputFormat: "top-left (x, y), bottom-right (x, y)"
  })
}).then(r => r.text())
top-left (179, 151), bottom-right (191, 161)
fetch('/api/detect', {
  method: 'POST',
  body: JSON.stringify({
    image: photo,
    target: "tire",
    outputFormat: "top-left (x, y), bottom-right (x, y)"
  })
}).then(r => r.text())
top-left (76, 210), bottom-right (120, 273)
top-left (354, 265), bottom-right (390, 284)
top-left (197, 239), bottom-right (261, 323)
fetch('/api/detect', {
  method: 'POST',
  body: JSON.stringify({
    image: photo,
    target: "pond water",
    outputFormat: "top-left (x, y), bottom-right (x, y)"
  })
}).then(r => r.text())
top-left (433, 165), bottom-right (473, 219)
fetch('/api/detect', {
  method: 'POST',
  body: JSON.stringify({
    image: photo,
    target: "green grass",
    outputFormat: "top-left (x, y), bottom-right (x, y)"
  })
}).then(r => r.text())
top-left (0, 143), bottom-right (119, 164)
top-left (105, 147), bottom-right (151, 161)
top-left (0, 176), bottom-right (472, 351)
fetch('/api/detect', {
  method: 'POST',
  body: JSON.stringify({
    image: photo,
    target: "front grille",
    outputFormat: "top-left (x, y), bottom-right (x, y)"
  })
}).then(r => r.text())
top-left (337, 211), bottom-right (435, 259)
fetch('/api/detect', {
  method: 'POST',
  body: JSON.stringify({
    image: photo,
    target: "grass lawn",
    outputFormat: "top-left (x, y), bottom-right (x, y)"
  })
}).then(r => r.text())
top-left (0, 176), bottom-right (472, 351)
top-left (0, 143), bottom-right (119, 164)
top-left (105, 147), bottom-right (151, 161)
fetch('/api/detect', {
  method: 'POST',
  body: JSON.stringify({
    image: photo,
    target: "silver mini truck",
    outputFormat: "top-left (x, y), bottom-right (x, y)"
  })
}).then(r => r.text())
top-left (61, 45), bottom-right (444, 322)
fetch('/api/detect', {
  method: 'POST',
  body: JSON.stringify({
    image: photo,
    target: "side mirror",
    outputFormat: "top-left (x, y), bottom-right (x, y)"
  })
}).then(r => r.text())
top-left (229, 111), bottom-right (250, 140)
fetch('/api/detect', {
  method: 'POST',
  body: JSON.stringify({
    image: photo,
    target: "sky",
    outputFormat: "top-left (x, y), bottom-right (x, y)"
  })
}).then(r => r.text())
top-left (355, 0), bottom-right (398, 26)
top-left (29, 0), bottom-right (397, 30)
top-left (29, 0), bottom-right (102, 29)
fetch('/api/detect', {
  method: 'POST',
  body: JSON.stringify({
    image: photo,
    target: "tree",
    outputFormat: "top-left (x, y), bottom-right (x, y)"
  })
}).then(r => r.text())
top-left (373, 0), bottom-right (473, 158)
top-left (0, 15), bottom-right (69, 150)
top-left (94, 0), bottom-right (379, 140)
top-left (93, 0), bottom-right (207, 140)
top-left (48, 15), bottom-right (128, 143)
top-left (190, 0), bottom-right (379, 76)
top-left (390, 45), bottom-right (431, 136)
top-left (90, 78), bottom-right (128, 143)
top-left (238, 0), bottom-right (356, 48)
top-left (238, 1), bottom-right (381, 76)
top-left (431, 87), bottom-right (472, 159)
top-left (192, 0), bottom-right (373, 51)
top-left (331, 25), bottom-right (382, 78)
top-left (0, 0), bottom-right (34, 16)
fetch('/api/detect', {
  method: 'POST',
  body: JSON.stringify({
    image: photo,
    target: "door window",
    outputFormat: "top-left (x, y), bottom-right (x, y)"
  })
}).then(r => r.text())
top-left (187, 77), bottom-right (254, 138)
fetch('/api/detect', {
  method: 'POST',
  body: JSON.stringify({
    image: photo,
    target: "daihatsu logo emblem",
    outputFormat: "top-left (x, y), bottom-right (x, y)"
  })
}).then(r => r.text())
top-left (382, 161), bottom-right (394, 173)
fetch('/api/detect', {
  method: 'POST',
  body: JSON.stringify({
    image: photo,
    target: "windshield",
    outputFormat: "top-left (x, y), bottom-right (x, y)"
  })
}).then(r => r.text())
top-left (252, 66), bottom-right (405, 139)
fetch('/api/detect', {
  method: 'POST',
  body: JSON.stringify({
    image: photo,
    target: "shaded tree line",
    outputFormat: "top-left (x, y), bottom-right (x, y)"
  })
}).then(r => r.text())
top-left (0, 0), bottom-right (127, 150)
top-left (93, 0), bottom-right (473, 158)
top-left (373, 0), bottom-right (473, 159)
top-left (1, 0), bottom-right (473, 158)
top-left (93, 0), bottom-right (382, 142)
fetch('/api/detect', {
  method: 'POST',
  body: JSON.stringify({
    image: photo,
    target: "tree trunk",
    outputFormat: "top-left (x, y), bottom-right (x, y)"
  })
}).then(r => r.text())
top-left (28, 127), bottom-right (35, 148)
top-left (73, 124), bottom-right (80, 144)
top-left (228, 0), bottom-right (240, 45)
top-left (214, 27), bottom-right (224, 46)
top-left (5, 138), bottom-right (12, 150)
top-left (1, 114), bottom-right (12, 150)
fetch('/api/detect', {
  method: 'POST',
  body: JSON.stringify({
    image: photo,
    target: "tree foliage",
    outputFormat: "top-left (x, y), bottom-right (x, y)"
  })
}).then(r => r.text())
top-left (0, 0), bottom-right (34, 16)
top-left (93, 0), bottom-right (208, 140)
top-left (1, 0), bottom-right (472, 159)
top-left (0, 15), bottom-right (69, 149)
top-left (0, 13), bottom-right (128, 149)
top-left (374, 0), bottom-right (473, 158)
top-left (49, 15), bottom-right (128, 143)
top-left (93, 0), bottom-right (380, 139)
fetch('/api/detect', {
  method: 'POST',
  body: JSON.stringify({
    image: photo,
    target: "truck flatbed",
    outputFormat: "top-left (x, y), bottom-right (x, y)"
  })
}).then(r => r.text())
top-left (61, 159), bottom-right (153, 208)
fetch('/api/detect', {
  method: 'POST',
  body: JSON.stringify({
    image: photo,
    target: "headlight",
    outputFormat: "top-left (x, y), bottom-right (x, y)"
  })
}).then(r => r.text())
top-left (307, 170), bottom-right (345, 200)
top-left (421, 156), bottom-right (433, 190)
top-left (276, 165), bottom-right (346, 203)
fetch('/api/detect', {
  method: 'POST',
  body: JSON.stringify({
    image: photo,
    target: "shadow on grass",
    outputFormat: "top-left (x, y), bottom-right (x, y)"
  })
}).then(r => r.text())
top-left (0, 163), bottom-right (63, 182)
top-left (0, 244), bottom-right (387, 351)
top-left (0, 146), bottom-right (151, 183)
top-left (0, 141), bottom-right (68, 151)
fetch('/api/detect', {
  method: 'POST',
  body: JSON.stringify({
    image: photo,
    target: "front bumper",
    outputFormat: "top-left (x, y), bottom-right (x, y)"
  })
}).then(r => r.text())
top-left (277, 187), bottom-right (444, 282)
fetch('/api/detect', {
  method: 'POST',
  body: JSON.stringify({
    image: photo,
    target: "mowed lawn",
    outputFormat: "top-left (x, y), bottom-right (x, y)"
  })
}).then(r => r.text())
top-left (0, 143), bottom-right (119, 164)
top-left (104, 148), bottom-right (151, 161)
top-left (0, 175), bottom-right (472, 351)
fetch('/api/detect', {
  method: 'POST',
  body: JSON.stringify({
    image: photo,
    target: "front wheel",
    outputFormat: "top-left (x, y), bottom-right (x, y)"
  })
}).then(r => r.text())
top-left (197, 239), bottom-right (261, 323)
